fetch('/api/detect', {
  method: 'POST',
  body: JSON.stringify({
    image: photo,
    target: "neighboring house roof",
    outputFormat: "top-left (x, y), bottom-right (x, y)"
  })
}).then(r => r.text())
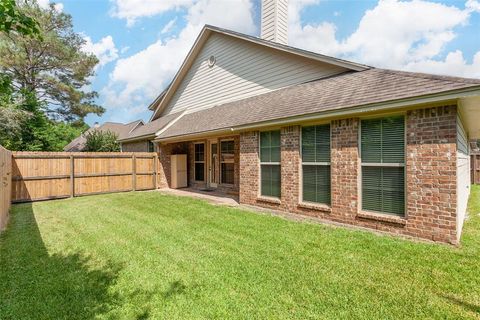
top-left (64, 120), bottom-right (143, 151)
top-left (149, 25), bottom-right (370, 120)
top-left (118, 111), bottom-right (183, 142)
top-left (156, 68), bottom-right (480, 140)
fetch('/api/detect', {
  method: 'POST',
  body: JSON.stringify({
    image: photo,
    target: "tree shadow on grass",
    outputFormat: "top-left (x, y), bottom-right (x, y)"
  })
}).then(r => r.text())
top-left (0, 203), bottom-right (121, 320)
top-left (440, 294), bottom-right (480, 315)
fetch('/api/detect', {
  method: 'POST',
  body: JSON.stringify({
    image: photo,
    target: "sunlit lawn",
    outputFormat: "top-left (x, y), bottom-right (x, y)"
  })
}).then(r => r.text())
top-left (1, 187), bottom-right (480, 319)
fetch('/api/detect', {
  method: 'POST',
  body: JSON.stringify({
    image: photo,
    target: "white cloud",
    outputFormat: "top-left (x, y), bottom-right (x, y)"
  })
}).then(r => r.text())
top-left (405, 50), bottom-right (480, 79)
top-left (466, 0), bottom-right (480, 12)
top-left (289, 0), bottom-right (479, 77)
top-left (82, 35), bottom-right (119, 67)
top-left (37, 0), bottom-right (63, 12)
top-left (111, 0), bottom-right (194, 26)
top-left (161, 18), bottom-right (177, 34)
top-left (104, 0), bottom-right (256, 110)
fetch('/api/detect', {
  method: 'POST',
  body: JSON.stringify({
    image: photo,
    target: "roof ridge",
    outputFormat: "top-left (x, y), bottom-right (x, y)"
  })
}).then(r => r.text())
top-left (376, 68), bottom-right (480, 85)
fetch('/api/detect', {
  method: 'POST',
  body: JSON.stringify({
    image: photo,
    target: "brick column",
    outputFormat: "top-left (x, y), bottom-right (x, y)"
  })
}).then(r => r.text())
top-left (280, 126), bottom-right (301, 211)
top-left (330, 118), bottom-right (360, 223)
top-left (406, 105), bottom-right (457, 243)
top-left (239, 131), bottom-right (259, 205)
top-left (157, 143), bottom-right (172, 189)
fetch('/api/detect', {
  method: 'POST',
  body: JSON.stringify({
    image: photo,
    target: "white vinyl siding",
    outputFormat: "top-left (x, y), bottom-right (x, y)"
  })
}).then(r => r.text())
top-left (162, 33), bottom-right (347, 116)
top-left (456, 116), bottom-right (470, 239)
top-left (261, 0), bottom-right (288, 44)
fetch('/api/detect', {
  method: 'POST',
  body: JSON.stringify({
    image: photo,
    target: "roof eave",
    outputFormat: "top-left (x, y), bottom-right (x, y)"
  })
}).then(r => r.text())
top-left (155, 86), bottom-right (480, 142)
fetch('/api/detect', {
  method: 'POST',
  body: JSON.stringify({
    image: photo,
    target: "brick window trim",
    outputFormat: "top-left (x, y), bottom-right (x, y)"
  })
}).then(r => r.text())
top-left (357, 210), bottom-right (407, 225)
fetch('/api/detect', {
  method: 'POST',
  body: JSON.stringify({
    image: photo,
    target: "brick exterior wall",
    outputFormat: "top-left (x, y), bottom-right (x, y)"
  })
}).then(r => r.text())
top-left (405, 105), bottom-right (458, 243)
top-left (238, 105), bottom-right (460, 244)
top-left (121, 140), bottom-right (149, 152)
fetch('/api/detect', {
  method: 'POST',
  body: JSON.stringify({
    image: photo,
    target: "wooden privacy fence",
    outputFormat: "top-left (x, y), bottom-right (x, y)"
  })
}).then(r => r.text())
top-left (0, 146), bottom-right (12, 231)
top-left (472, 153), bottom-right (480, 185)
top-left (11, 152), bottom-right (158, 203)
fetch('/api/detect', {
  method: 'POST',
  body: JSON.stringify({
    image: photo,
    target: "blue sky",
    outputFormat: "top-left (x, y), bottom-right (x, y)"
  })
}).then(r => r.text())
top-left (40, 0), bottom-right (480, 126)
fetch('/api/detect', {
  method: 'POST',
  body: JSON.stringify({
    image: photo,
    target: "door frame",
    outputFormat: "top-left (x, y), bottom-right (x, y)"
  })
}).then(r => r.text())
top-left (207, 139), bottom-right (219, 188)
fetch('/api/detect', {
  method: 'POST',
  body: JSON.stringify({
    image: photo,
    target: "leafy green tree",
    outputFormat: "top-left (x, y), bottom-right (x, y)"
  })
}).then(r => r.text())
top-left (84, 130), bottom-right (120, 152)
top-left (0, 0), bottom-right (104, 123)
top-left (0, 0), bottom-right (40, 36)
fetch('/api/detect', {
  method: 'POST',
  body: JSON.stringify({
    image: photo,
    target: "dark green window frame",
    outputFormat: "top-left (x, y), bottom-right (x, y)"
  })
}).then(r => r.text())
top-left (301, 124), bottom-right (331, 205)
top-left (260, 131), bottom-right (281, 198)
top-left (361, 116), bottom-right (405, 216)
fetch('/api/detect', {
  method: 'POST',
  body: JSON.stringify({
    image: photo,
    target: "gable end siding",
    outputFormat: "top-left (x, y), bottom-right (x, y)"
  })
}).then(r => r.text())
top-left (162, 33), bottom-right (348, 116)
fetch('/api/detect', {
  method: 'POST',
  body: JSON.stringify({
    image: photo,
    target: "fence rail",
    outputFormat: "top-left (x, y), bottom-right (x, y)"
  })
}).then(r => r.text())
top-left (11, 151), bottom-right (158, 203)
top-left (472, 153), bottom-right (480, 185)
top-left (0, 146), bottom-right (12, 231)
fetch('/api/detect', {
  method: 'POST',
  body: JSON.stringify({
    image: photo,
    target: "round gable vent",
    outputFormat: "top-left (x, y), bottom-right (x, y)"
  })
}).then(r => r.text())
top-left (208, 55), bottom-right (216, 67)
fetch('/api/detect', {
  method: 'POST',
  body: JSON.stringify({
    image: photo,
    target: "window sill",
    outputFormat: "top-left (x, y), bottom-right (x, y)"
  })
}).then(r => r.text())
top-left (357, 211), bottom-right (407, 225)
top-left (298, 202), bottom-right (331, 213)
top-left (257, 196), bottom-right (281, 205)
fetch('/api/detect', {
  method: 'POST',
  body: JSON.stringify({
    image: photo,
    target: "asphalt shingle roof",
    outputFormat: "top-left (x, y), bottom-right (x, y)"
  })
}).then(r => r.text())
top-left (157, 68), bottom-right (480, 139)
top-left (119, 111), bottom-right (183, 141)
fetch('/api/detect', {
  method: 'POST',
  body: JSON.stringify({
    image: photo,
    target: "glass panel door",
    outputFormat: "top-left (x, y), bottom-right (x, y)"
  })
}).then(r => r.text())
top-left (209, 141), bottom-right (218, 188)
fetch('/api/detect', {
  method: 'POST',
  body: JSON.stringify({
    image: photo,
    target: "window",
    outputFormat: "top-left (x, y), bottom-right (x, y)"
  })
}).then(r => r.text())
top-left (260, 131), bottom-right (281, 198)
top-left (221, 140), bottom-right (234, 184)
top-left (194, 143), bottom-right (205, 181)
top-left (302, 124), bottom-right (331, 205)
top-left (148, 141), bottom-right (155, 152)
top-left (361, 116), bottom-right (405, 216)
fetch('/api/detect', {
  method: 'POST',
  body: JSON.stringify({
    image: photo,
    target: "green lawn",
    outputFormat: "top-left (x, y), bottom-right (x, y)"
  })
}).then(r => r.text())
top-left (1, 188), bottom-right (480, 320)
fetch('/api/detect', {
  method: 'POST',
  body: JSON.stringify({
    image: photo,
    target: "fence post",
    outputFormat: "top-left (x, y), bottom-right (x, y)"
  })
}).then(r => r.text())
top-left (132, 154), bottom-right (136, 191)
top-left (153, 153), bottom-right (158, 189)
top-left (70, 155), bottom-right (75, 197)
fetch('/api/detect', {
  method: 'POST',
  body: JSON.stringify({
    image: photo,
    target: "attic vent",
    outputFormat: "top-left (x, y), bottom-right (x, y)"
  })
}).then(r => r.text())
top-left (208, 55), bottom-right (216, 67)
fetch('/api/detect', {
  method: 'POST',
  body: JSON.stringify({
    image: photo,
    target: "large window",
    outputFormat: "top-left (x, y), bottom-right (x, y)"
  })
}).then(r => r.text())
top-left (194, 143), bottom-right (205, 181)
top-left (221, 140), bottom-right (234, 184)
top-left (260, 130), bottom-right (281, 198)
top-left (361, 116), bottom-right (405, 216)
top-left (302, 124), bottom-right (331, 205)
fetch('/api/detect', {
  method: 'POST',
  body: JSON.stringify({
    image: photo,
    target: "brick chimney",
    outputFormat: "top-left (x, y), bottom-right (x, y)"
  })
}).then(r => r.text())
top-left (261, 0), bottom-right (288, 45)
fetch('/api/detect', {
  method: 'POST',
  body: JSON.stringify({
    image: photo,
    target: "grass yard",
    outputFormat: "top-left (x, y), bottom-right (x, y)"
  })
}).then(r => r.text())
top-left (1, 188), bottom-right (480, 320)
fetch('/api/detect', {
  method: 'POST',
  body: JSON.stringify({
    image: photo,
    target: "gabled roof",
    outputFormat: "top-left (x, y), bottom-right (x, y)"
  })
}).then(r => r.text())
top-left (156, 68), bottom-right (480, 140)
top-left (118, 111), bottom-right (183, 142)
top-left (63, 120), bottom-right (143, 151)
top-left (149, 24), bottom-right (370, 120)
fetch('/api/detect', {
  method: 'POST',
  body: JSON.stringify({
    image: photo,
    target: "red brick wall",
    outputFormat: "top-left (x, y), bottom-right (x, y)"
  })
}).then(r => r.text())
top-left (239, 131), bottom-right (260, 205)
top-left (238, 106), bottom-right (460, 244)
top-left (405, 105), bottom-right (457, 243)
top-left (157, 143), bottom-right (172, 189)
top-left (121, 140), bottom-right (149, 152)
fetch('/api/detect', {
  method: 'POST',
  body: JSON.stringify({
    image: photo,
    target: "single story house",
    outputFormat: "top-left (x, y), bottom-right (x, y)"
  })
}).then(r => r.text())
top-left (118, 0), bottom-right (480, 244)
top-left (64, 120), bottom-right (145, 152)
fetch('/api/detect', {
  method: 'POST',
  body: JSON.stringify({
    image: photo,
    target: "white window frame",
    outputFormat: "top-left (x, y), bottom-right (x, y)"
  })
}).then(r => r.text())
top-left (220, 139), bottom-right (235, 185)
top-left (194, 142), bottom-right (205, 182)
